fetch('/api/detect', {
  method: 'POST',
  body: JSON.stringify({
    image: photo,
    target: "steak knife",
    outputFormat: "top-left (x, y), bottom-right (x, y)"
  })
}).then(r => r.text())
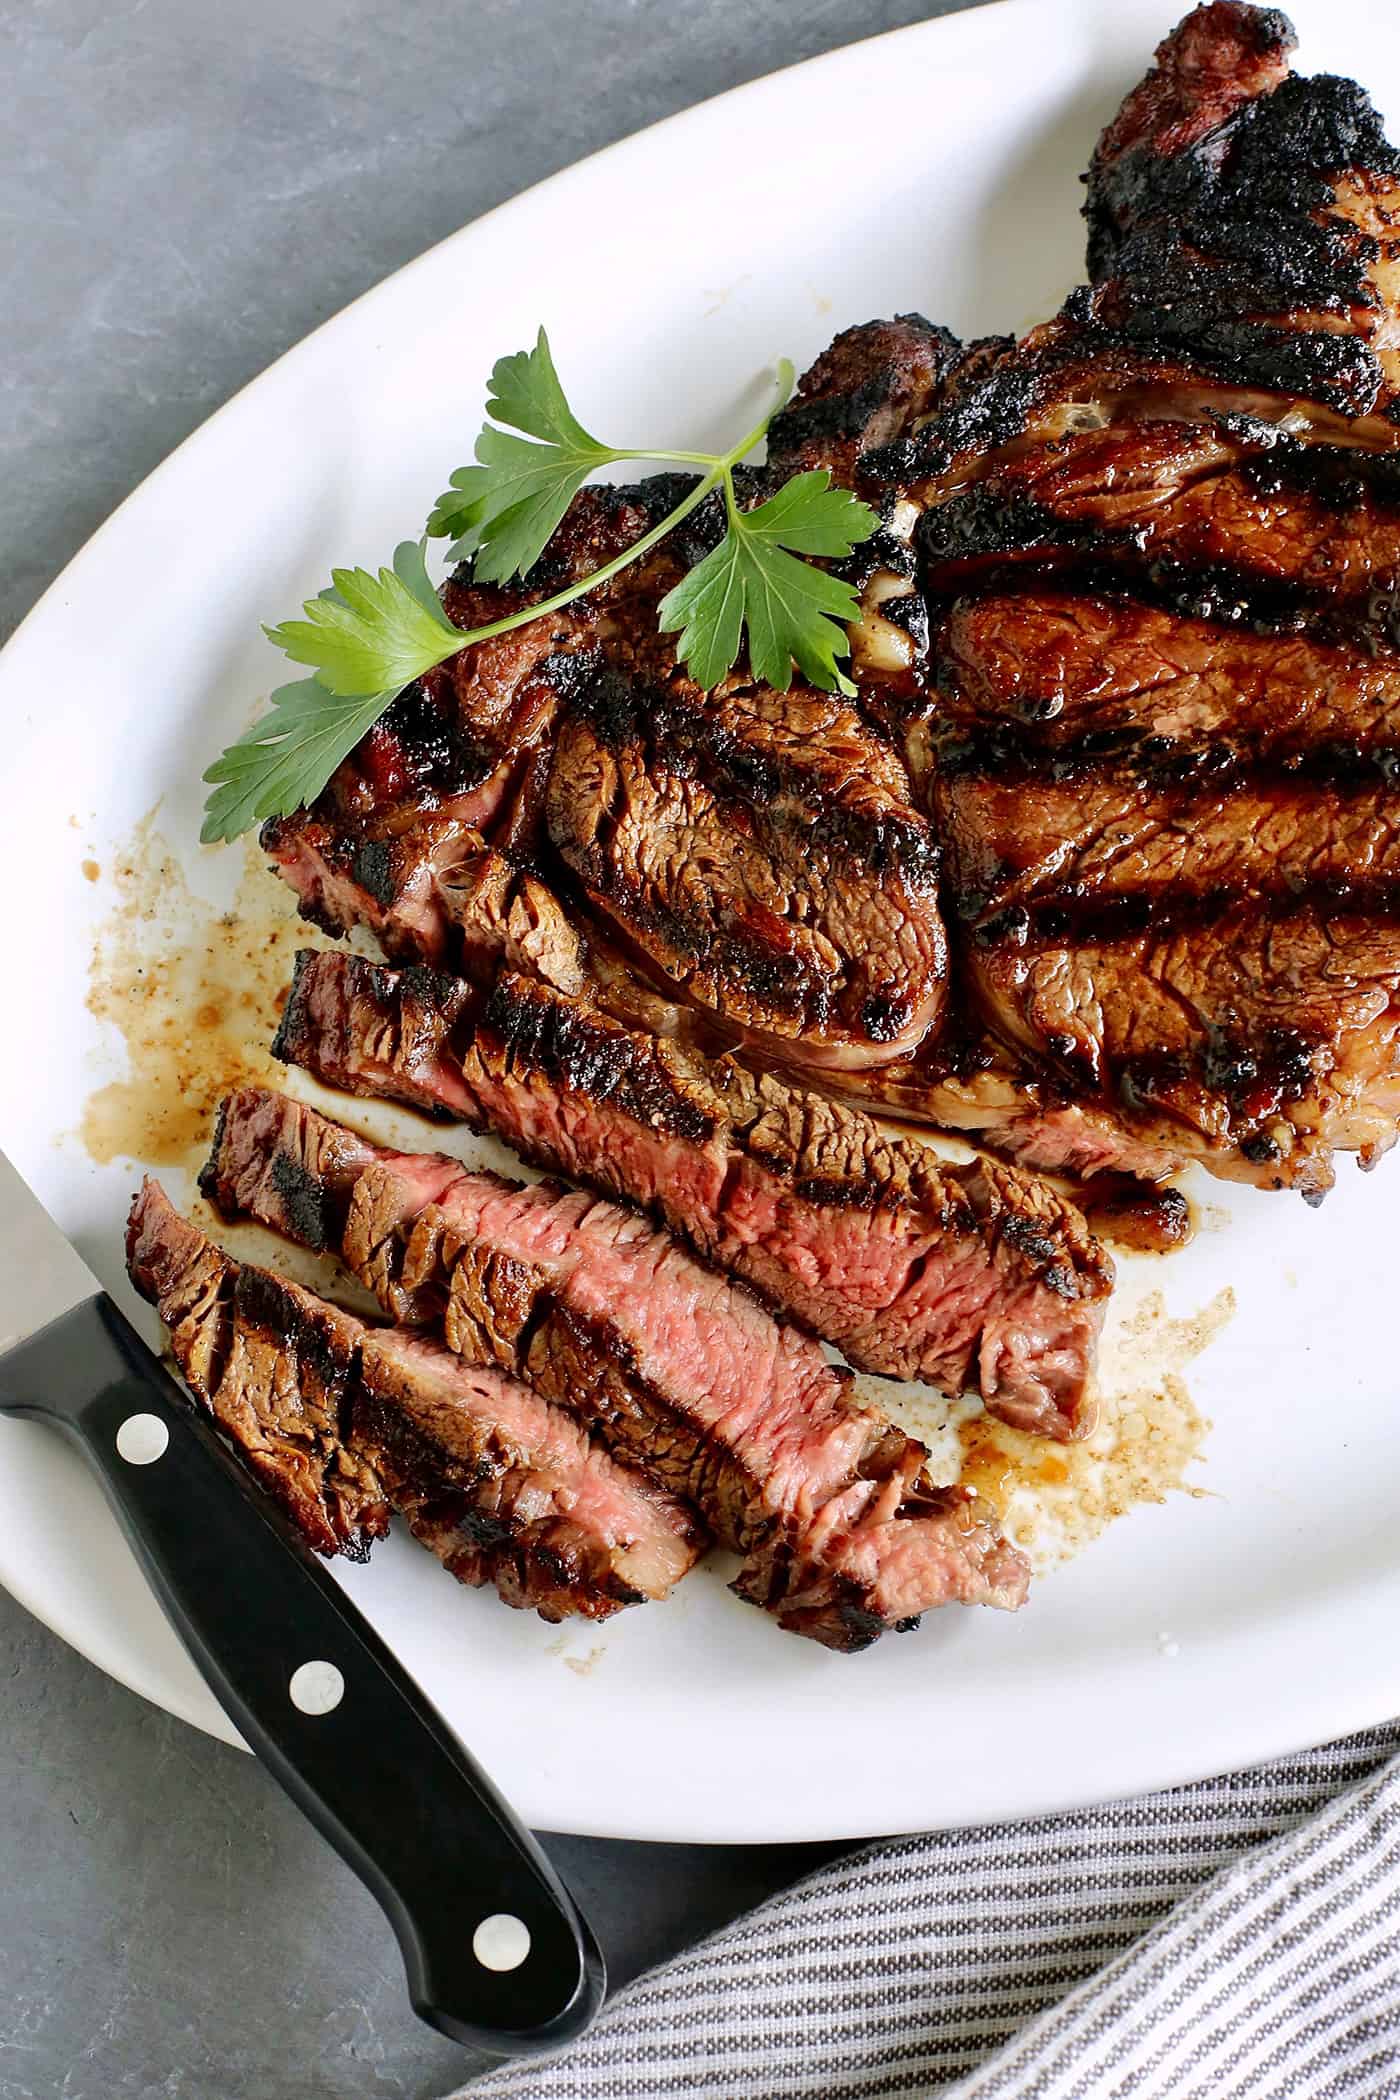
top-left (0, 1147), bottom-right (605, 2056)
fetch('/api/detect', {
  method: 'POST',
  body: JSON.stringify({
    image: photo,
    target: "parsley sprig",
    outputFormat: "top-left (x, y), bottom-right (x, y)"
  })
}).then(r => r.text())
top-left (202, 329), bottom-right (878, 842)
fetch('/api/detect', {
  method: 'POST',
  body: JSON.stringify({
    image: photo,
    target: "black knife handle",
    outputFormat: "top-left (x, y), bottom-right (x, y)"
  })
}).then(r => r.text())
top-left (0, 1295), bottom-right (605, 2055)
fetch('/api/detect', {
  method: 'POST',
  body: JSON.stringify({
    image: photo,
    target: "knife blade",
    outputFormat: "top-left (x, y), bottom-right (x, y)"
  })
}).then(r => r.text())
top-left (0, 1148), bottom-right (605, 2055)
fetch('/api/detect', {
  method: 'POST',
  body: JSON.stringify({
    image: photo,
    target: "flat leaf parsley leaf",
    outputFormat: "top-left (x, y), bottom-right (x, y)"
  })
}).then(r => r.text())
top-left (658, 470), bottom-right (876, 695)
top-left (203, 333), bottom-right (880, 842)
top-left (201, 679), bottom-right (397, 843)
top-left (426, 330), bottom-right (621, 579)
top-left (262, 540), bottom-right (459, 698)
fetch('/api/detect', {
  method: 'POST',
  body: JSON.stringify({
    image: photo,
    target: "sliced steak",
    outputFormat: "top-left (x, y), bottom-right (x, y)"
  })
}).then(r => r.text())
top-left (125, 1180), bottom-right (698, 1619)
top-left (125, 1178), bottom-right (390, 1558)
top-left (203, 1085), bottom-right (1030, 1649)
top-left (350, 1328), bottom-right (703, 1619)
top-left (856, 6), bottom-right (1400, 1196)
top-left (869, 320), bottom-right (1400, 512)
top-left (936, 591), bottom-right (1400, 761)
top-left (270, 951), bottom-right (1113, 1438)
top-left (258, 485), bottom-right (649, 967)
top-left (545, 664), bottom-right (946, 1068)
top-left (920, 420), bottom-right (1400, 624)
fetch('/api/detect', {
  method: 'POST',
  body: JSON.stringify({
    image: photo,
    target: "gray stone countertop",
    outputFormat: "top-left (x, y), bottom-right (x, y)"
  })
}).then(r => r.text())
top-left (1, 2), bottom-right (972, 2093)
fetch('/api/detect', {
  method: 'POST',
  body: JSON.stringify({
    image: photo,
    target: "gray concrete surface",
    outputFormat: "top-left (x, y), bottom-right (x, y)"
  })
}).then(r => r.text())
top-left (1, 0), bottom-right (976, 2093)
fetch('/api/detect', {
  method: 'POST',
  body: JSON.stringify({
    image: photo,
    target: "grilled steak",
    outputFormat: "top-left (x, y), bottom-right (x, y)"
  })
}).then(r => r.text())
top-left (125, 1178), bottom-right (390, 1558)
top-left (347, 1329), bottom-right (703, 1619)
top-left (201, 1085), bottom-right (1030, 1648)
top-left (845, 3), bottom-right (1400, 1196)
top-left (251, 3), bottom-right (1400, 1204)
top-left (1081, 2), bottom-right (1400, 414)
top-left (263, 470), bottom-right (948, 1075)
top-left (125, 1180), bottom-right (700, 1618)
top-left (269, 950), bottom-right (1112, 1438)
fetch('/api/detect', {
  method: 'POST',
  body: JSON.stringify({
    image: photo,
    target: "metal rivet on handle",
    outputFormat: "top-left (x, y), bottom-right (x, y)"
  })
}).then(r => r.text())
top-left (116, 1413), bottom-right (169, 1466)
top-left (472, 1913), bottom-right (531, 1972)
top-left (288, 1661), bottom-right (345, 1715)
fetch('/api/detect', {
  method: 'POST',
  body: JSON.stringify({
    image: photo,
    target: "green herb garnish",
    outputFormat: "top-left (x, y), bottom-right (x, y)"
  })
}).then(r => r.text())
top-left (202, 329), bottom-right (878, 843)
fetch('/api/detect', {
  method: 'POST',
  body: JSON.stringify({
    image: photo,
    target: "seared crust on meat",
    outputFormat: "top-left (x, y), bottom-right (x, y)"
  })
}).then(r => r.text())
top-left (205, 1085), bottom-right (1031, 1648)
top-left (766, 314), bottom-right (963, 488)
top-left (272, 951), bottom-right (1112, 1437)
top-left (1081, 3), bottom-right (1400, 414)
top-left (125, 1178), bottom-right (389, 1558)
top-left (127, 1179), bottom-right (700, 1618)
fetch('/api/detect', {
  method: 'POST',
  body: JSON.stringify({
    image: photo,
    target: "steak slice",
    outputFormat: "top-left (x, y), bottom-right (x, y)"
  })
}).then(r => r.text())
top-left (920, 419), bottom-right (1400, 626)
top-left (544, 664), bottom-right (946, 1069)
top-left (270, 951), bottom-right (1113, 1439)
top-left (125, 1180), bottom-right (699, 1619)
top-left (125, 1178), bottom-right (390, 1558)
top-left (349, 1328), bottom-right (703, 1619)
top-left (203, 1086), bottom-right (1030, 1649)
top-left (970, 900), bottom-right (1400, 1189)
top-left (943, 771), bottom-right (1400, 924)
top-left (936, 590), bottom-right (1400, 760)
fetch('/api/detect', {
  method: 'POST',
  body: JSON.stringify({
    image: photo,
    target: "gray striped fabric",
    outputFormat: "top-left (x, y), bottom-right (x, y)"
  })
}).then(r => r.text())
top-left (457, 1724), bottom-right (1400, 2100)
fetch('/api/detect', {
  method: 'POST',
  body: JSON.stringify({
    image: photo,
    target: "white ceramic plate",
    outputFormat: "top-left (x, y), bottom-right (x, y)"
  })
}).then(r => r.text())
top-left (3, 0), bottom-right (1398, 1843)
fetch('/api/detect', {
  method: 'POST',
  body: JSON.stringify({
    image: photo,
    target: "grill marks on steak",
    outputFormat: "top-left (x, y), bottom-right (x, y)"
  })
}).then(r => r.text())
top-left (920, 419), bottom-right (1400, 628)
top-left (202, 1086), bottom-right (1030, 1647)
top-left (261, 322), bottom-right (955, 1080)
top-left (972, 907), bottom-right (1400, 1175)
top-left (937, 591), bottom-right (1400, 762)
top-left (945, 771), bottom-right (1400, 927)
top-left (125, 1178), bottom-right (390, 1558)
top-left (125, 1180), bottom-right (699, 1619)
top-left (925, 588), bottom-right (1400, 1182)
top-left (870, 7), bottom-right (1400, 1193)
top-left (922, 579), bottom-right (1400, 1184)
top-left (271, 950), bottom-right (1112, 1438)
top-left (545, 666), bottom-right (946, 1067)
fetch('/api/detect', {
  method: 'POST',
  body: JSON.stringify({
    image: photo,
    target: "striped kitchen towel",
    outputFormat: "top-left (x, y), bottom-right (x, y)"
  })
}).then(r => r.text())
top-left (457, 1723), bottom-right (1400, 2099)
